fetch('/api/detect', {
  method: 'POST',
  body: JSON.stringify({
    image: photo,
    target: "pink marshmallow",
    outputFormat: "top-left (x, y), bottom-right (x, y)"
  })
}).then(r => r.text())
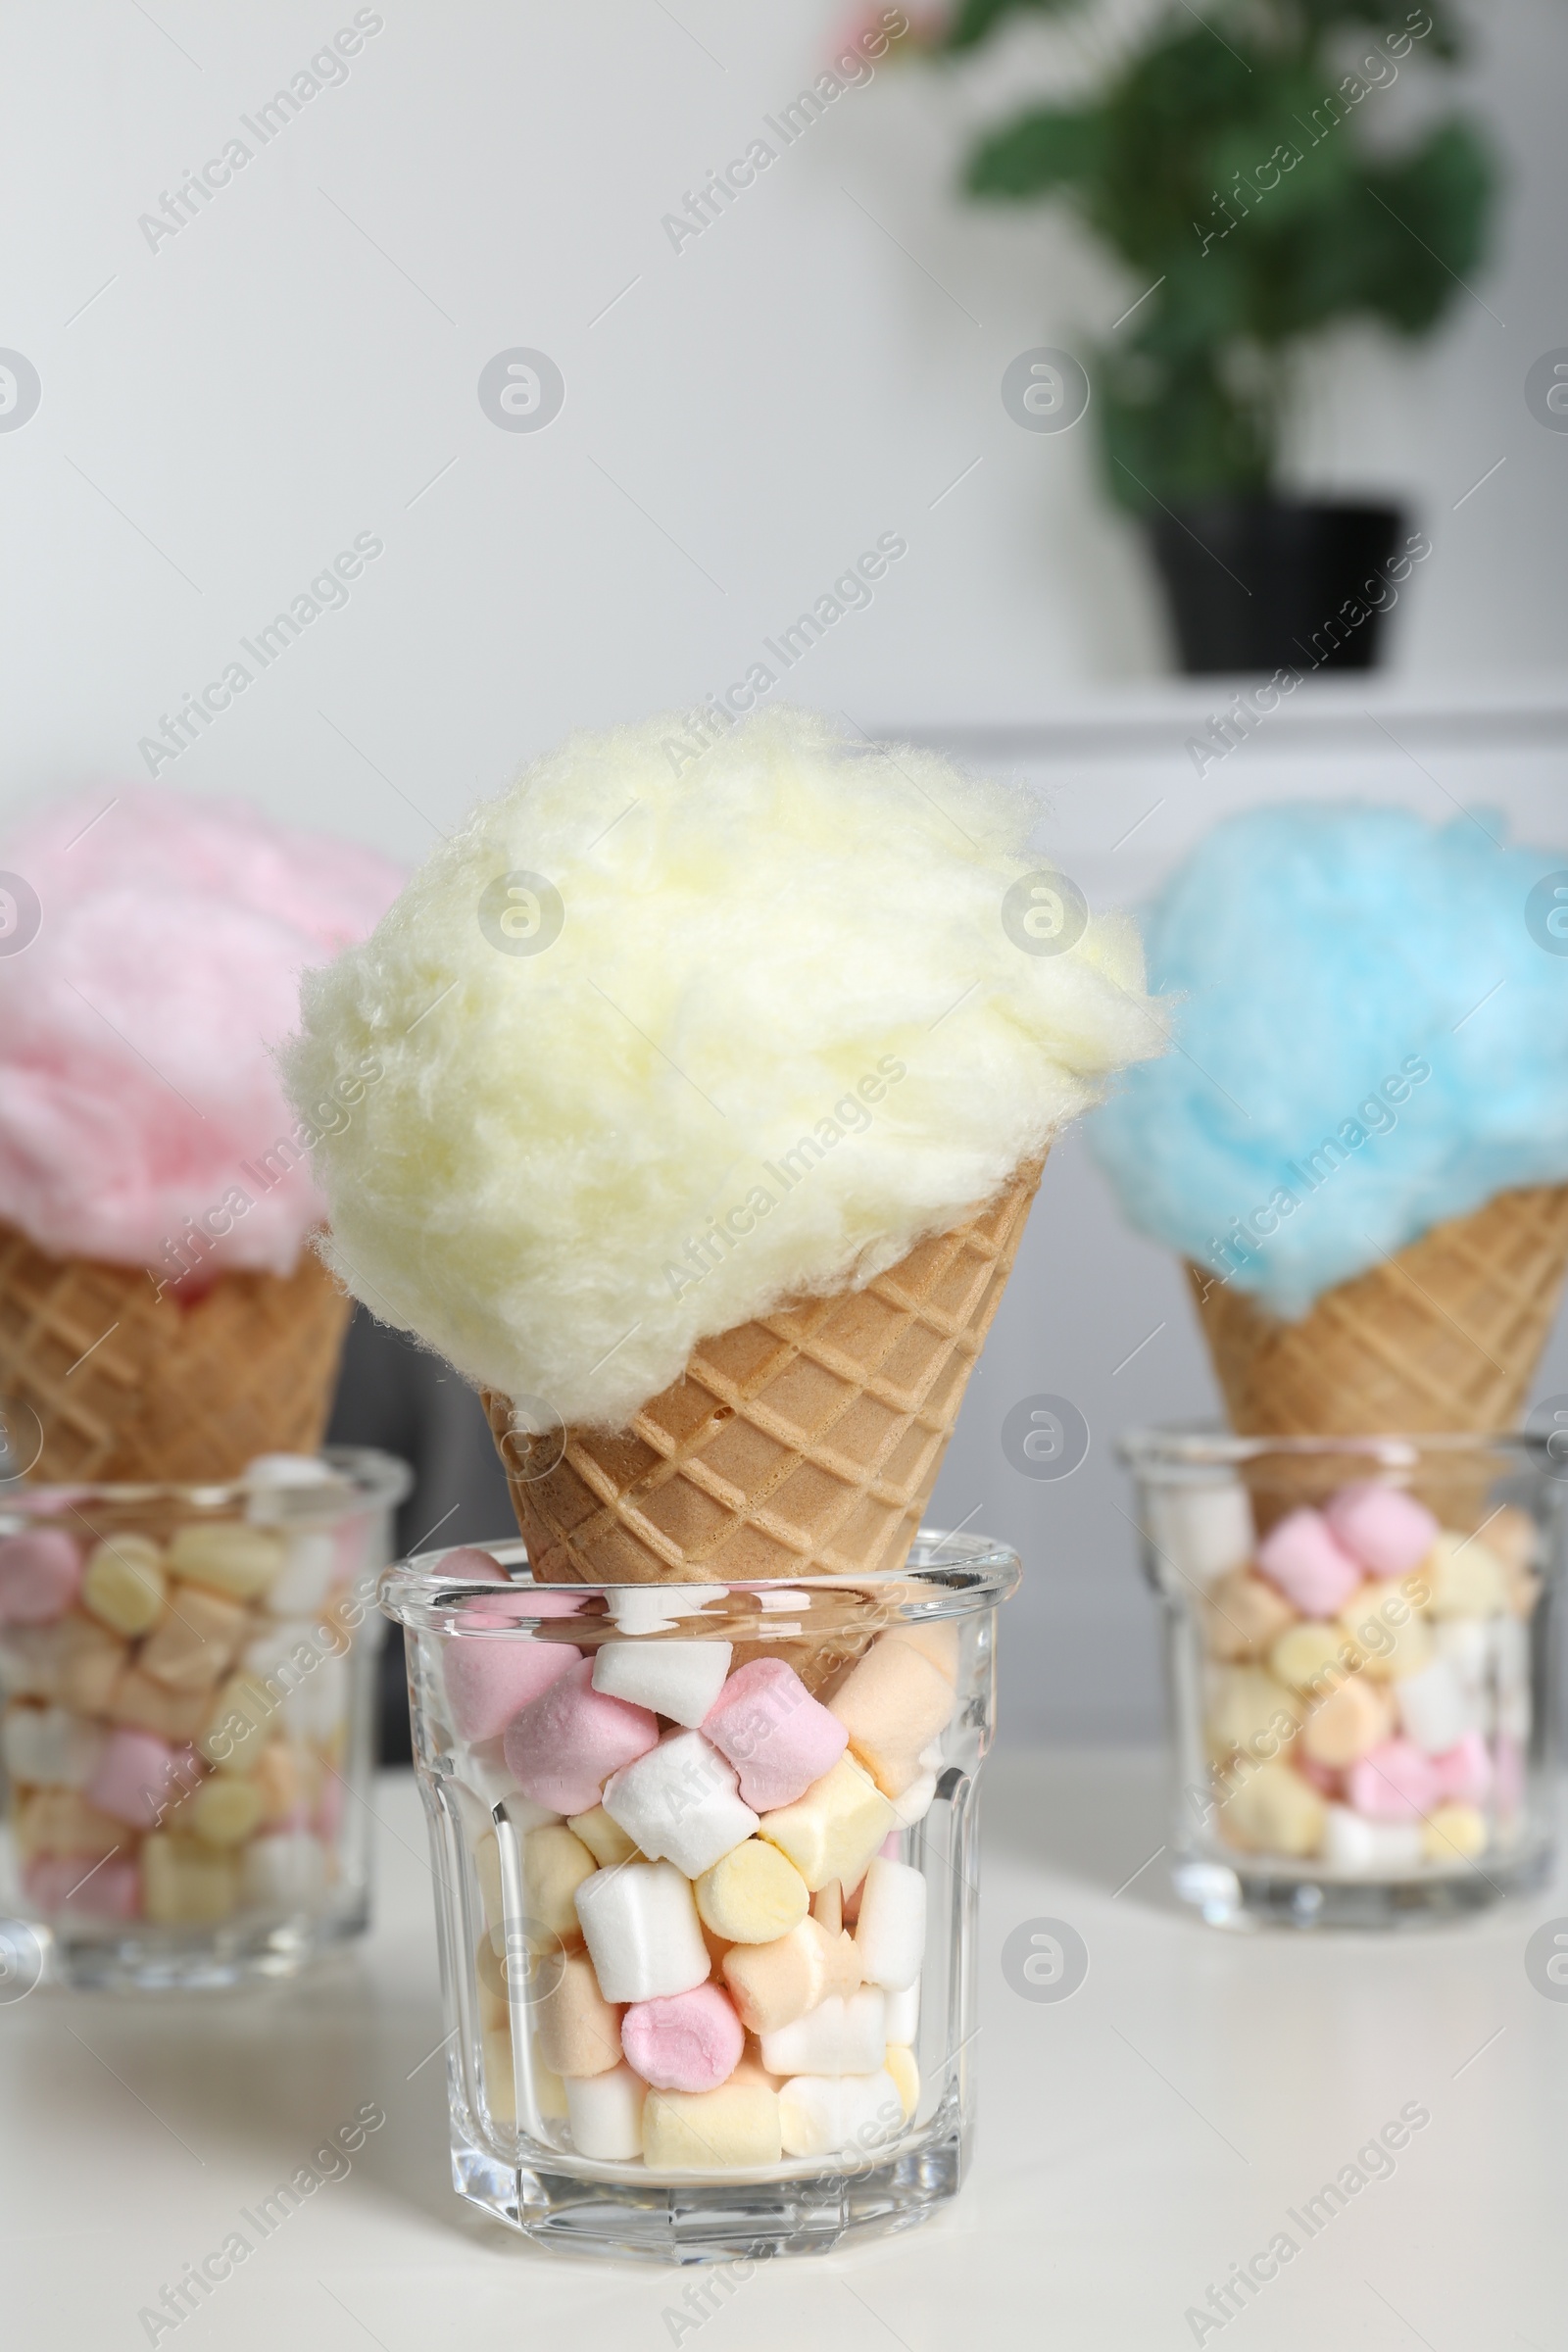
top-left (620, 1982), bottom-right (745, 2092)
top-left (442, 1546), bottom-right (509, 1583)
top-left (86, 1730), bottom-right (191, 1830)
top-left (443, 1636), bottom-right (580, 1743)
top-left (1255, 1509), bottom-right (1362, 1617)
top-left (1347, 1738), bottom-right (1442, 1822)
top-left (1297, 1754), bottom-right (1342, 1798)
top-left (503, 1656), bottom-right (659, 1815)
top-left (701, 1658), bottom-right (849, 1811)
top-left (0, 1531), bottom-right (81, 1625)
top-left (1325, 1484), bottom-right (1440, 1579)
top-left (1432, 1729), bottom-right (1493, 1807)
top-left (23, 1853), bottom-right (140, 1921)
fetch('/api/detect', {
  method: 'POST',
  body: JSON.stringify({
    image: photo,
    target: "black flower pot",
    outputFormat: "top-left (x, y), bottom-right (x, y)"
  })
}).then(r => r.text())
top-left (1149, 499), bottom-right (1405, 675)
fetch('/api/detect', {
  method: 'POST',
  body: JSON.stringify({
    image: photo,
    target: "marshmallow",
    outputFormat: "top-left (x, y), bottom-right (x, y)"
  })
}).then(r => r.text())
top-left (1321, 1804), bottom-right (1424, 1874)
top-left (445, 1637), bottom-right (580, 1745)
top-left (523, 1824), bottom-right (598, 1940)
top-left (702, 1658), bottom-right (848, 1811)
top-left (1300, 1676), bottom-right (1391, 1767)
top-left (1204, 1667), bottom-right (1301, 1759)
top-left (168, 1523), bottom-right (283, 1602)
top-left (87, 1728), bottom-right (188, 1829)
top-left (1494, 1615), bottom-right (1531, 1739)
top-left (621, 1982), bottom-right (745, 2092)
top-left (480, 2026), bottom-right (519, 2127)
top-left (1347, 1738), bottom-right (1442, 1820)
top-left (883, 1978), bottom-right (920, 2045)
top-left (566, 2062), bottom-right (647, 2159)
top-left (241, 1830), bottom-right (329, 1908)
top-left (1339, 1585), bottom-right (1433, 1682)
top-left (1201, 1571), bottom-right (1297, 1662)
top-left (82, 1537), bottom-right (165, 1639)
top-left (533, 2039), bottom-right (569, 2122)
top-left (1325, 1484), bottom-right (1440, 1579)
top-left (608, 1586), bottom-right (728, 1636)
top-left (827, 1632), bottom-right (956, 1798)
top-left (1255, 1510), bottom-right (1362, 1617)
top-left (760, 1987), bottom-right (887, 2078)
top-left (1147, 1480), bottom-right (1254, 1586)
top-left (603, 1731), bottom-right (759, 1879)
top-left (1220, 1762), bottom-right (1324, 1857)
top-left (1423, 1802), bottom-right (1487, 1863)
top-left (533, 1947), bottom-right (624, 2078)
top-left (853, 1858), bottom-right (925, 1991)
top-left (266, 1531), bottom-right (338, 1617)
top-left (0, 1530), bottom-right (81, 1625)
top-left (140, 1584), bottom-right (249, 1693)
top-left (778, 2068), bottom-right (904, 2159)
top-left (889, 1773), bottom-right (937, 1829)
top-left (0, 1621), bottom-right (70, 1699)
top-left (642, 2080), bottom-right (781, 2171)
top-left (885, 2043), bottom-right (918, 2121)
top-left (23, 1852), bottom-right (139, 1919)
top-left (695, 1838), bottom-right (809, 1944)
top-left (759, 1755), bottom-right (893, 1892)
top-left (1432, 1728), bottom-right (1493, 1806)
top-left (722, 1919), bottom-right (861, 2035)
top-left (142, 1834), bottom-right (238, 1924)
top-left (56, 1615), bottom-right (125, 1713)
top-left (593, 1640), bottom-right (733, 1728)
top-left (504, 1658), bottom-right (660, 1816)
top-left (454, 1734), bottom-right (543, 1814)
top-left (1433, 1616), bottom-right (1492, 1701)
top-left (15, 1786), bottom-right (126, 1859)
top-left (188, 1776), bottom-right (265, 1847)
top-left (199, 1676), bottom-right (276, 1774)
top-left (1423, 1532), bottom-right (1508, 1619)
top-left (574, 1860), bottom-right (710, 2004)
top-left (1395, 1659), bottom-right (1475, 1757)
top-left (111, 1667), bottom-right (211, 1744)
top-left (2, 1702), bottom-right (103, 1788)
top-left (1268, 1621), bottom-right (1354, 1695)
top-left (567, 1804), bottom-right (642, 1868)
top-left (252, 1740), bottom-right (314, 1827)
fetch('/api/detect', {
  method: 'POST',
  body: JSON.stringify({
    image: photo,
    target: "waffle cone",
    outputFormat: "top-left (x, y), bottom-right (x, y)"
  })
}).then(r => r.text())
top-left (0, 1223), bottom-right (353, 1484)
top-left (484, 1158), bottom-right (1044, 1585)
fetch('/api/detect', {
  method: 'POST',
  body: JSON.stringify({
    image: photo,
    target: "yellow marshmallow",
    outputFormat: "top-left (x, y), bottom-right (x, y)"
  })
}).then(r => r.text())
top-left (1422, 1803), bottom-right (1488, 1863)
top-left (481, 2024), bottom-right (516, 2124)
top-left (696, 1838), bottom-right (809, 1944)
top-left (567, 1805), bottom-right (641, 1868)
top-left (759, 1754), bottom-right (892, 1891)
top-left (885, 2042), bottom-right (919, 2121)
top-left (523, 1825), bottom-right (597, 1941)
top-left (81, 1538), bottom-right (165, 1639)
top-left (1203, 1666), bottom-right (1300, 1760)
top-left (643, 2081), bottom-right (781, 2171)
top-left (56, 1615), bottom-right (126, 1714)
top-left (1220, 1763), bottom-right (1324, 1857)
top-left (827, 1634), bottom-right (956, 1797)
top-left (1268, 1621), bottom-right (1355, 1697)
top-left (1201, 1571), bottom-right (1295, 1663)
top-left (533, 1946), bottom-right (623, 2078)
top-left (1338, 1584), bottom-right (1433, 1680)
top-left (169, 1522), bottom-right (284, 1602)
top-left (142, 1833), bottom-right (239, 1924)
top-left (534, 2041), bottom-right (569, 2121)
top-left (721, 1917), bottom-right (861, 2035)
top-left (189, 1776), bottom-right (265, 1848)
top-left (198, 1675), bottom-right (275, 1774)
top-left (1422, 1532), bottom-right (1508, 1619)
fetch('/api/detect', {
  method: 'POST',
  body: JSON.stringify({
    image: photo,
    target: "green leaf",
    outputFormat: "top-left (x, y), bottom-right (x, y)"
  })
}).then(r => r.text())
top-left (942, 0), bottom-right (1084, 54)
top-left (964, 106), bottom-right (1102, 199)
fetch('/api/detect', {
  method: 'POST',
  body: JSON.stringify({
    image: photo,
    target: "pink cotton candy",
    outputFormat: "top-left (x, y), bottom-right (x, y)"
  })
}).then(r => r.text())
top-left (1432, 1729), bottom-right (1493, 1807)
top-left (23, 1853), bottom-right (140, 1921)
top-left (1255, 1509), bottom-right (1362, 1617)
top-left (0, 1530), bottom-right (81, 1624)
top-left (1325, 1484), bottom-right (1440, 1579)
top-left (444, 1635), bottom-right (580, 1743)
top-left (1347, 1738), bottom-right (1442, 1821)
top-left (701, 1657), bottom-right (848, 1811)
top-left (0, 787), bottom-right (401, 1273)
top-left (620, 1983), bottom-right (744, 2092)
top-left (503, 1655), bottom-right (659, 1815)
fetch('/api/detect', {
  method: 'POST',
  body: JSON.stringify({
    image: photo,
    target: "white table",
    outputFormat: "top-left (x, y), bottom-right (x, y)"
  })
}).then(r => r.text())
top-left (4, 1755), bottom-right (1563, 2349)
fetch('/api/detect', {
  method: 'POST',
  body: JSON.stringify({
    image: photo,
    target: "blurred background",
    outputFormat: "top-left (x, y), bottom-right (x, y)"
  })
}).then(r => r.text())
top-left (3, 0), bottom-right (1564, 1752)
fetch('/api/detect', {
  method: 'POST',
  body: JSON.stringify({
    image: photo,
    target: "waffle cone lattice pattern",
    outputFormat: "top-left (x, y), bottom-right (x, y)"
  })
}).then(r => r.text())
top-left (485, 1159), bottom-right (1044, 1584)
top-left (0, 1224), bottom-right (353, 1483)
top-left (1188, 1183), bottom-right (1568, 1440)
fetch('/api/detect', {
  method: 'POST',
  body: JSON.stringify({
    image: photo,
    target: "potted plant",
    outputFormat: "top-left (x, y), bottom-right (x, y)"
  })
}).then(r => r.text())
top-left (922, 0), bottom-right (1495, 671)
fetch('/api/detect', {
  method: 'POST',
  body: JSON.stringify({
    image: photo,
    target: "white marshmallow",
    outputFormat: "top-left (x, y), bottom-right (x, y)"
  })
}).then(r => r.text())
top-left (1148, 1481), bottom-right (1254, 1587)
top-left (853, 1858), bottom-right (925, 1991)
top-left (1433, 1617), bottom-right (1491, 1699)
top-left (267, 1531), bottom-right (338, 1615)
top-left (243, 1453), bottom-right (338, 1524)
top-left (603, 1731), bottom-right (758, 1879)
top-left (592, 1641), bottom-right (733, 1728)
top-left (573, 1860), bottom-right (710, 2003)
top-left (883, 1978), bottom-right (920, 2045)
top-left (2, 1703), bottom-right (104, 1788)
top-left (607, 1586), bottom-right (727, 1636)
top-left (565, 2062), bottom-right (646, 2160)
top-left (760, 1988), bottom-right (886, 2078)
top-left (242, 1831), bottom-right (329, 1908)
top-left (778, 2068), bottom-right (904, 2160)
top-left (1494, 1616), bottom-right (1531, 1740)
top-left (1321, 1805), bottom-right (1424, 1876)
top-left (1395, 1659), bottom-right (1474, 1757)
top-left (889, 1772), bottom-right (937, 1828)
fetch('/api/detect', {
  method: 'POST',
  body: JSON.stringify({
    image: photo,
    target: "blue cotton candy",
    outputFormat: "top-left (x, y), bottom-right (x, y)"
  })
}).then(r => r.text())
top-left (1088, 804), bottom-right (1568, 1316)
